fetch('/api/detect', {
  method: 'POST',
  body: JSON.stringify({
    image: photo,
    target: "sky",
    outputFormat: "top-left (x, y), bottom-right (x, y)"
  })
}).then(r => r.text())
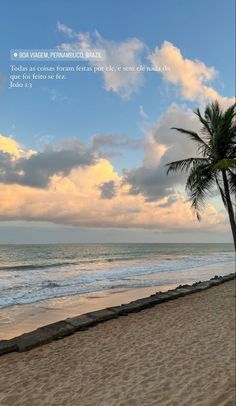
top-left (0, 0), bottom-right (235, 243)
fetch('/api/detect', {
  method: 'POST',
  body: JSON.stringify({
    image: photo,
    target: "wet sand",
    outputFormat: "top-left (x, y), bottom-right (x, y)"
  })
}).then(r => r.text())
top-left (0, 283), bottom-right (178, 340)
top-left (0, 279), bottom-right (235, 406)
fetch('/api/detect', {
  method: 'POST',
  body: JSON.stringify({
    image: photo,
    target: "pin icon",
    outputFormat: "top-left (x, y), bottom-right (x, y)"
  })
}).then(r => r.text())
top-left (13, 52), bottom-right (18, 57)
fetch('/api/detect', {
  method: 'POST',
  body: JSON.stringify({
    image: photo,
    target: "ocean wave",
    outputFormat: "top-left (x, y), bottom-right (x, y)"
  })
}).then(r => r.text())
top-left (0, 256), bottom-right (234, 309)
top-left (0, 261), bottom-right (78, 272)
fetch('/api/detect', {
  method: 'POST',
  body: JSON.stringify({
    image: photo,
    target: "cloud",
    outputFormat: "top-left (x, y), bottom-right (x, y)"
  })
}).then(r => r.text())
top-left (149, 41), bottom-right (234, 106)
top-left (98, 180), bottom-right (117, 199)
top-left (57, 22), bottom-right (80, 39)
top-left (156, 195), bottom-right (177, 208)
top-left (124, 103), bottom-right (199, 201)
top-left (57, 25), bottom-right (234, 106)
top-left (91, 133), bottom-right (143, 151)
top-left (0, 134), bottom-right (143, 189)
top-left (0, 134), bottom-right (21, 158)
top-left (0, 158), bottom-right (225, 232)
top-left (139, 105), bottom-right (148, 120)
top-left (0, 137), bottom-right (96, 188)
top-left (0, 134), bottom-right (227, 233)
top-left (57, 23), bottom-right (146, 99)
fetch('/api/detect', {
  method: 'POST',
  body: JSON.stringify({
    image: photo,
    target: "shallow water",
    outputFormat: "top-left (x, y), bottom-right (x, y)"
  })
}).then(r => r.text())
top-left (0, 243), bottom-right (234, 309)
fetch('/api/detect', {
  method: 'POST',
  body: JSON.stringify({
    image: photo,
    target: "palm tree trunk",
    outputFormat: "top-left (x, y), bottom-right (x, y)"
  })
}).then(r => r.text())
top-left (222, 170), bottom-right (236, 251)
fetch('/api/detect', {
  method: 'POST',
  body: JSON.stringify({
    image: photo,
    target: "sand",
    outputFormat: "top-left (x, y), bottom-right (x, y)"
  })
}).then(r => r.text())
top-left (0, 280), bottom-right (235, 406)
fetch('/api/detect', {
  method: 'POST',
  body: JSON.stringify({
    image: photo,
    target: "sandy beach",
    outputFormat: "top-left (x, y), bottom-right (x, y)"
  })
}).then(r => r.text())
top-left (0, 279), bottom-right (235, 406)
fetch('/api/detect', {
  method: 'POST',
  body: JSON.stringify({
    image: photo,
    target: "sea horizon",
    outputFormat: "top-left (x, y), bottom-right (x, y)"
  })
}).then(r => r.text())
top-left (0, 241), bottom-right (234, 245)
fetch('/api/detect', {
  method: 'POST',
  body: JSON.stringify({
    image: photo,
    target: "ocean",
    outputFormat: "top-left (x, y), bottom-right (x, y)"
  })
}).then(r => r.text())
top-left (0, 243), bottom-right (235, 310)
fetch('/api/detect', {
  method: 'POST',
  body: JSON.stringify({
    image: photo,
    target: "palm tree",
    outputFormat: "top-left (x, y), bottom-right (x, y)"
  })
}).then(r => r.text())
top-left (166, 101), bottom-right (236, 250)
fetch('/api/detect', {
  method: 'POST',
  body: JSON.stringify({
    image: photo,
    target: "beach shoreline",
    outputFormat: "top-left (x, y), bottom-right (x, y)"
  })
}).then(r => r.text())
top-left (0, 272), bottom-right (235, 356)
top-left (0, 260), bottom-right (235, 340)
top-left (0, 276), bottom-right (235, 406)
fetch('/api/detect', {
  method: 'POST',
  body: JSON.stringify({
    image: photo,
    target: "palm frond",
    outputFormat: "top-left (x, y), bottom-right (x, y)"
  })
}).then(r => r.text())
top-left (223, 103), bottom-right (236, 125)
top-left (213, 159), bottom-right (236, 170)
top-left (185, 165), bottom-right (216, 221)
top-left (194, 107), bottom-right (213, 136)
top-left (166, 157), bottom-right (208, 175)
top-left (166, 101), bottom-right (236, 225)
top-left (221, 104), bottom-right (236, 157)
top-left (171, 127), bottom-right (210, 156)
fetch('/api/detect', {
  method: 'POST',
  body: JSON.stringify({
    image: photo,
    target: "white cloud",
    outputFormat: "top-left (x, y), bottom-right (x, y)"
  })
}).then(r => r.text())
top-left (57, 22), bottom-right (80, 39)
top-left (149, 41), bottom-right (234, 107)
top-left (57, 24), bottom-right (234, 106)
top-left (139, 105), bottom-right (148, 120)
top-left (57, 23), bottom-right (146, 99)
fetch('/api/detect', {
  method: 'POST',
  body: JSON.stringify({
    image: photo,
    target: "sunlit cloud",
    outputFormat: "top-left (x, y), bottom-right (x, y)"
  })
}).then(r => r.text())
top-left (149, 41), bottom-right (234, 106)
top-left (0, 137), bottom-right (96, 188)
top-left (0, 134), bottom-right (21, 158)
top-left (0, 134), bottom-right (227, 232)
top-left (57, 24), bottom-right (234, 107)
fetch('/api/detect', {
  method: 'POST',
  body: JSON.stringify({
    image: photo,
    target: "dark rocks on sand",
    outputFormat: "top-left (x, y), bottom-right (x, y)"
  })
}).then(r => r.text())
top-left (87, 309), bottom-right (118, 322)
top-left (0, 339), bottom-right (18, 356)
top-left (16, 321), bottom-right (76, 352)
top-left (66, 314), bottom-right (97, 331)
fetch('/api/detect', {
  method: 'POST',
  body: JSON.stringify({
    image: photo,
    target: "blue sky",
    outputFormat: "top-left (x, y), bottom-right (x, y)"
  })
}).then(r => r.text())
top-left (1, 0), bottom-right (234, 146)
top-left (0, 0), bottom-right (235, 243)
